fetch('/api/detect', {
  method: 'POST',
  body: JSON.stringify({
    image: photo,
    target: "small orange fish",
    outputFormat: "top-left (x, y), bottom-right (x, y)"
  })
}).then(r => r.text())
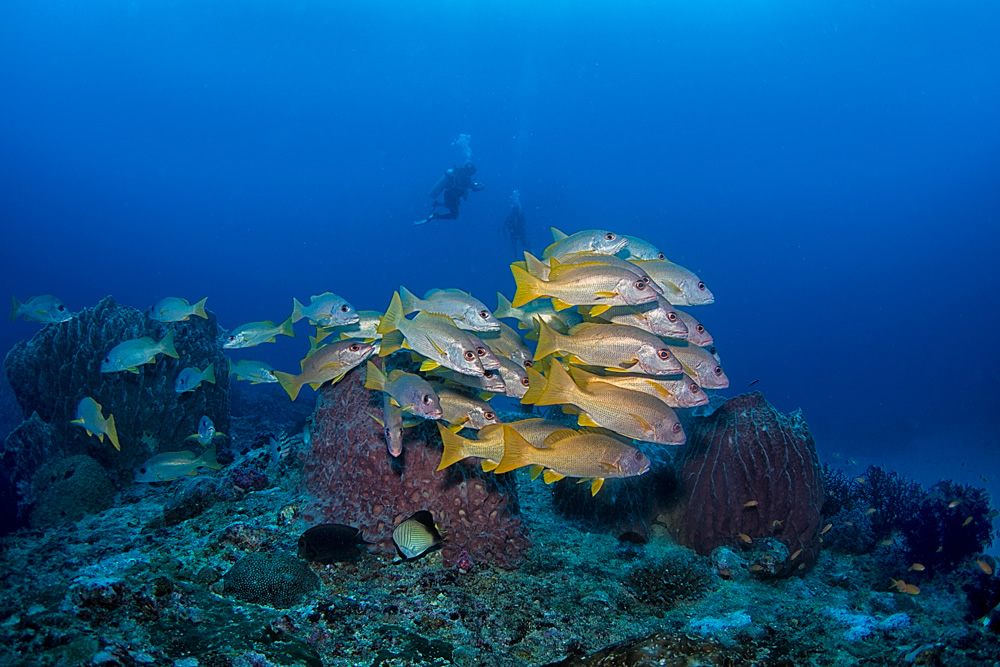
top-left (890, 578), bottom-right (920, 595)
top-left (844, 521), bottom-right (854, 527)
top-left (743, 500), bottom-right (759, 509)
top-left (909, 563), bottom-right (925, 572)
top-left (790, 548), bottom-right (803, 561)
top-left (864, 508), bottom-right (876, 516)
top-left (879, 538), bottom-right (894, 547)
top-left (977, 559), bottom-right (993, 576)
top-left (820, 523), bottom-right (832, 535)
top-left (737, 533), bottom-right (752, 545)
top-left (947, 500), bottom-right (960, 508)
top-left (905, 583), bottom-right (920, 595)
top-left (855, 477), bottom-right (866, 484)
top-left (986, 510), bottom-right (999, 519)
top-left (748, 564), bottom-right (764, 572)
top-left (962, 517), bottom-right (973, 527)
top-left (772, 519), bottom-right (784, 528)
top-left (798, 563), bottom-right (806, 570)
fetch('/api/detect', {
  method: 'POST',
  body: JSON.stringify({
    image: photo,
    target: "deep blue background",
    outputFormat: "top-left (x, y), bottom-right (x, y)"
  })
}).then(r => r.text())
top-left (2, 2), bottom-right (998, 492)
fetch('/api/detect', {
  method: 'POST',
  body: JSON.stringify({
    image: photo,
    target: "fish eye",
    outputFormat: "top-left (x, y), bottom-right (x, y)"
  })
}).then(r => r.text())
top-left (521, 377), bottom-right (530, 386)
top-left (484, 370), bottom-right (495, 378)
top-left (485, 411), bottom-right (496, 420)
top-left (657, 253), bottom-right (665, 260)
top-left (605, 233), bottom-right (615, 240)
top-left (634, 451), bottom-right (643, 461)
top-left (635, 281), bottom-right (646, 290)
top-left (384, 427), bottom-right (392, 438)
top-left (479, 310), bottom-right (489, 319)
top-left (524, 360), bottom-right (534, 368)
top-left (672, 423), bottom-right (682, 433)
top-left (422, 394), bottom-right (432, 404)
top-left (667, 312), bottom-right (678, 322)
top-left (228, 335), bottom-right (236, 341)
top-left (697, 324), bottom-right (705, 333)
top-left (714, 366), bottom-right (723, 376)
top-left (709, 346), bottom-right (717, 355)
top-left (689, 383), bottom-right (700, 393)
top-left (698, 281), bottom-right (706, 290)
top-left (349, 343), bottom-right (360, 351)
top-left (58, 305), bottom-right (66, 311)
top-left (657, 349), bottom-right (670, 360)
top-left (104, 357), bottom-right (110, 363)
top-left (476, 347), bottom-right (487, 357)
top-left (139, 467), bottom-right (147, 474)
top-left (464, 351), bottom-right (476, 361)
top-left (340, 305), bottom-right (349, 312)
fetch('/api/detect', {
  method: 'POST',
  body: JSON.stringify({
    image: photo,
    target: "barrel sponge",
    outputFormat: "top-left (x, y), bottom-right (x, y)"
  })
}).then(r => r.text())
top-left (29, 455), bottom-right (115, 527)
top-left (222, 552), bottom-right (320, 608)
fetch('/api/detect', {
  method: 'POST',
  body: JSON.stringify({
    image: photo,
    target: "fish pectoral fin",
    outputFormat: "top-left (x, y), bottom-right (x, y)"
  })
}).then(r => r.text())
top-left (593, 291), bottom-right (618, 298)
top-left (419, 359), bottom-right (441, 372)
top-left (588, 304), bottom-right (612, 316)
top-left (528, 464), bottom-right (545, 481)
top-left (389, 397), bottom-right (401, 407)
top-left (370, 414), bottom-right (385, 427)
top-left (426, 334), bottom-right (447, 357)
top-left (632, 413), bottom-right (654, 434)
top-left (644, 379), bottom-right (673, 400)
top-left (542, 469), bottom-right (565, 484)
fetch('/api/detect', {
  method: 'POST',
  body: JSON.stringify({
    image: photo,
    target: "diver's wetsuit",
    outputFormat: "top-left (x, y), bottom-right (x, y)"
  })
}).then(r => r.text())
top-left (501, 203), bottom-right (528, 253)
top-left (417, 163), bottom-right (484, 224)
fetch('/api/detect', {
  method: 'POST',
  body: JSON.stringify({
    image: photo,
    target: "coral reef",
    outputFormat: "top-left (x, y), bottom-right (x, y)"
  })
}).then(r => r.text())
top-left (29, 455), bottom-right (115, 527)
top-left (302, 360), bottom-right (531, 569)
top-left (222, 551), bottom-right (321, 608)
top-left (623, 548), bottom-right (716, 611)
top-left (664, 392), bottom-right (824, 575)
top-left (3, 296), bottom-right (230, 481)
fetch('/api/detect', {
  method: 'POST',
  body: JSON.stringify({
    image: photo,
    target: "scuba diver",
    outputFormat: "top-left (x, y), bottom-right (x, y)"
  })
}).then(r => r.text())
top-left (414, 161), bottom-right (484, 225)
top-left (500, 189), bottom-right (529, 254)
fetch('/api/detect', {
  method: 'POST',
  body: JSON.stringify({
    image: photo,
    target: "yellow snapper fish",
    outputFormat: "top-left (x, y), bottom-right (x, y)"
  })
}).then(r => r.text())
top-left (223, 317), bottom-right (295, 349)
top-left (291, 292), bottom-right (359, 327)
top-left (10, 294), bottom-right (73, 323)
top-left (428, 366), bottom-right (508, 395)
top-left (542, 227), bottom-right (629, 259)
top-left (135, 444), bottom-right (221, 483)
top-left (399, 286), bottom-right (500, 332)
top-left (322, 310), bottom-right (383, 342)
top-left (274, 339), bottom-right (375, 400)
top-left (434, 387), bottom-right (499, 431)
top-left (372, 393), bottom-right (408, 457)
top-left (524, 363), bottom-right (686, 445)
top-left (377, 292), bottom-right (486, 376)
top-left (512, 258), bottom-right (657, 313)
top-left (477, 321), bottom-right (534, 368)
top-left (70, 397), bottom-right (120, 451)
top-left (525, 251), bottom-right (664, 297)
top-left (665, 342), bottom-right (730, 389)
top-left (495, 292), bottom-right (581, 331)
top-left (228, 359), bottom-right (277, 384)
top-left (185, 415), bottom-right (227, 447)
top-left (465, 332), bottom-right (503, 370)
top-left (534, 320), bottom-right (684, 376)
top-left (101, 331), bottom-right (179, 373)
top-left (618, 235), bottom-right (666, 261)
top-left (494, 356), bottom-right (531, 399)
top-left (566, 365), bottom-right (709, 409)
top-left (364, 361), bottom-right (443, 420)
top-left (674, 308), bottom-right (713, 347)
top-left (149, 296), bottom-right (208, 322)
top-left (437, 418), bottom-right (566, 471)
top-left (633, 259), bottom-right (714, 306)
top-left (582, 295), bottom-right (689, 339)
top-left (174, 363), bottom-right (216, 393)
top-left (494, 425), bottom-right (652, 495)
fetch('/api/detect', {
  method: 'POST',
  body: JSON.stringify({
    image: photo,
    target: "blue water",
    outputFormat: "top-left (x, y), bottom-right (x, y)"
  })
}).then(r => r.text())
top-left (2, 2), bottom-right (998, 492)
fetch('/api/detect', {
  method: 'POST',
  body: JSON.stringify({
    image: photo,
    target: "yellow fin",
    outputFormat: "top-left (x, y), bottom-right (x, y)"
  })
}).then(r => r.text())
top-left (543, 469), bottom-right (565, 484)
top-left (590, 478), bottom-right (605, 495)
top-left (542, 429), bottom-right (581, 447)
top-left (535, 361), bottom-right (581, 407)
top-left (577, 413), bottom-right (602, 428)
top-left (520, 367), bottom-right (547, 405)
top-left (593, 291), bottom-right (618, 298)
top-left (419, 359), bottom-right (441, 372)
top-left (589, 304), bottom-right (611, 316)
top-left (436, 423), bottom-right (473, 471)
top-left (632, 413), bottom-right (653, 434)
top-left (550, 298), bottom-right (573, 311)
top-left (532, 318), bottom-right (562, 362)
top-left (481, 460), bottom-right (500, 472)
top-left (377, 292), bottom-right (404, 335)
top-left (379, 330), bottom-right (404, 356)
top-left (273, 371), bottom-right (302, 401)
top-left (364, 361), bottom-right (386, 392)
top-left (510, 264), bottom-right (545, 308)
top-left (493, 425), bottom-right (537, 474)
top-left (291, 297), bottom-right (306, 324)
top-left (528, 464), bottom-right (545, 481)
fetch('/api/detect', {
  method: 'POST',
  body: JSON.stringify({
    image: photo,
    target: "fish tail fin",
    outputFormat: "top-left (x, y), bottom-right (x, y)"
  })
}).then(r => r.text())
top-left (228, 358), bottom-right (237, 376)
top-left (363, 361), bottom-right (386, 393)
top-left (192, 297), bottom-right (208, 319)
top-left (493, 425), bottom-right (537, 474)
top-left (535, 361), bottom-right (578, 407)
top-left (436, 423), bottom-right (472, 470)
top-left (160, 330), bottom-right (180, 359)
top-left (399, 286), bottom-right (420, 314)
top-left (494, 292), bottom-right (514, 319)
top-left (533, 318), bottom-right (561, 361)
top-left (203, 362), bottom-right (216, 385)
top-left (274, 371), bottom-right (302, 401)
top-left (291, 297), bottom-right (305, 324)
top-left (377, 291), bottom-right (404, 335)
top-left (511, 264), bottom-right (544, 308)
top-left (520, 367), bottom-right (548, 405)
top-left (106, 415), bottom-right (120, 451)
top-left (199, 443), bottom-right (221, 470)
top-left (278, 315), bottom-right (295, 338)
top-left (10, 296), bottom-right (21, 321)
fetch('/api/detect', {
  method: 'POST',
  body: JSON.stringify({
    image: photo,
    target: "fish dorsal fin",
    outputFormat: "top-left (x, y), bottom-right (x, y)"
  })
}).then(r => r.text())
top-left (542, 429), bottom-right (580, 447)
top-left (387, 369), bottom-right (407, 382)
top-left (543, 469), bottom-right (565, 484)
top-left (310, 292), bottom-right (333, 300)
top-left (416, 311), bottom-right (460, 328)
top-left (567, 322), bottom-right (605, 335)
top-left (550, 227), bottom-right (567, 242)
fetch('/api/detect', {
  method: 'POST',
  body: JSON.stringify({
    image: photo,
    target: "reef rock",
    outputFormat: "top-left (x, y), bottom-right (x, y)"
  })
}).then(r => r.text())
top-left (302, 361), bottom-right (530, 569)
top-left (3, 296), bottom-right (230, 481)
top-left (665, 392), bottom-right (824, 575)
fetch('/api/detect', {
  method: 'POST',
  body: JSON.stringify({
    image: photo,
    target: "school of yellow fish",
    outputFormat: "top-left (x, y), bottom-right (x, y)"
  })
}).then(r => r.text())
top-left (12, 228), bottom-right (727, 495)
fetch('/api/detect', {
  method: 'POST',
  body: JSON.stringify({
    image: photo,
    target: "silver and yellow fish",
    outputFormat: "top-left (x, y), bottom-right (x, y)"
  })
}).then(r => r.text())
top-left (70, 397), bottom-right (120, 451)
top-left (534, 320), bottom-right (683, 376)
top-left (274, 339), bottom-right (374, 400)
top-left (378, 292), bottom-right (485, 377)
top-left (135, 444), bottom-right (221, 483)
top-left (223, 317), bottom-right (295, 349)
top-left (101, 332), bottom-right (179, 373)
top-left (542, 227), bottom-right (629, 259)
top-left (291, 292), bottom-right (359, 327)
top-left (10, 295), bottom-right (73, 323)
top-left (399, 286), bottom-right (500, 332)
top-left (174, 363), bottom-right (216, 393)
top-left (149, 297), bottom-right (208, 322)
top-left (228, 359), bottom-right (278, 384)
